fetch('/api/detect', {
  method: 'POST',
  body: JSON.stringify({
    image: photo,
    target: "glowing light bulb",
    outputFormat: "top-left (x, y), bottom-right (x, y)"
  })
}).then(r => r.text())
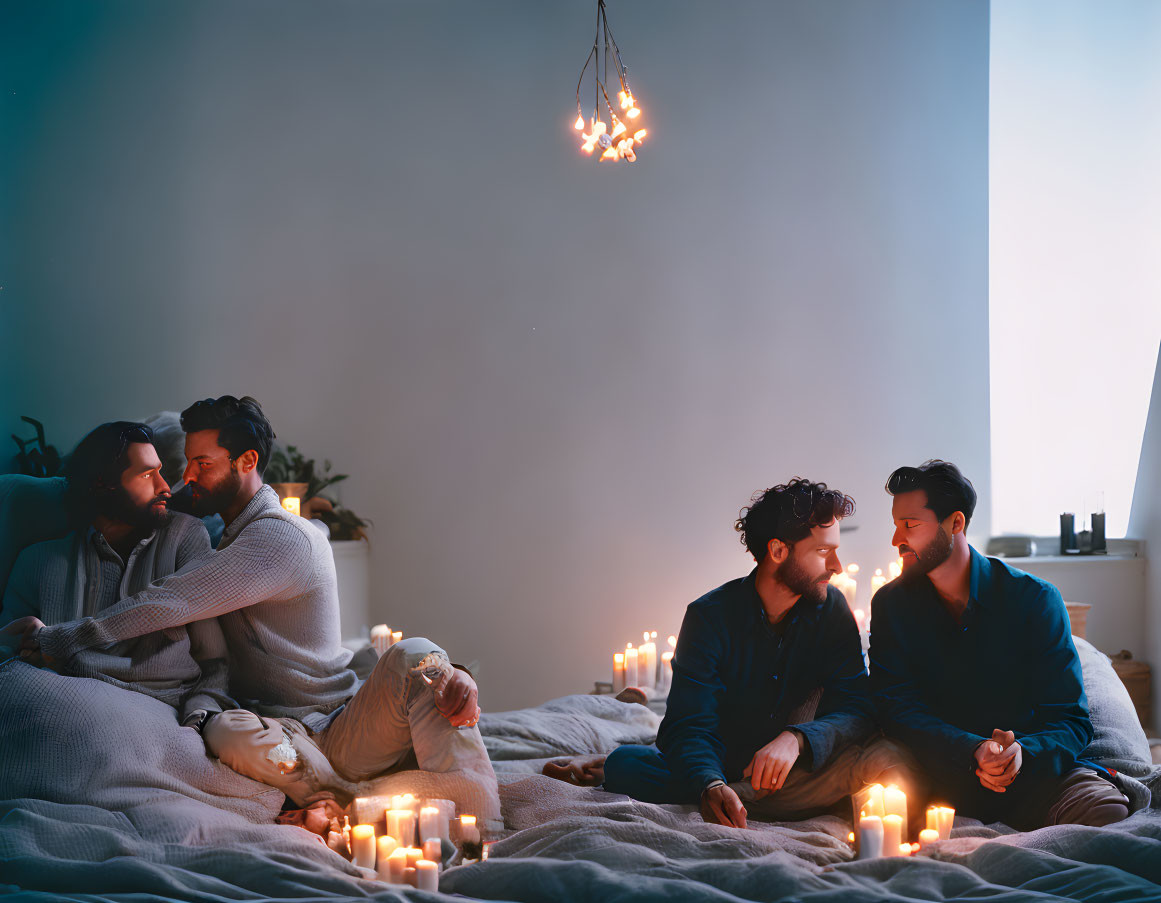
top-left (580, 141), bottom-right (596, 155)
top-left (618, 90), bottom-right (629, 108)
top-left (600, 147), bottom-right (618, 160)
top-left (594, 120), bottom-right (607, 135)
top-left (611, 120), bottom-right (626, 138)
top-left (627, 106), bottom-right (641, 119)
top-left (574, 114), bottom-right (585, 130)
top-left (633, 129), bottom-right (647, 142)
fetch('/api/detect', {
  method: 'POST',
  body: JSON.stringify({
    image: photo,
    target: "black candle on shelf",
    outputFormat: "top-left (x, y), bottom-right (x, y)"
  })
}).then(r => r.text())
top-left (1059, 513), bottom-right (1076, 555)
top-left (1091, 512), bottom-right (1106, 553)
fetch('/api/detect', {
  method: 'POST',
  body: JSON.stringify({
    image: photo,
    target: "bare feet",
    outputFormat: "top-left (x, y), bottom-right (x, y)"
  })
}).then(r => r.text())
top-left (542, 755), bottom-right (607, 786)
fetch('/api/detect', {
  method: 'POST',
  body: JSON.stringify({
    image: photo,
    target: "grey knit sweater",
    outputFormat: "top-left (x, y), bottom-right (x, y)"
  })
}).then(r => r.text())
top-left (1, 513), bottom-right (234, 720)
top-left (39, 486), bottom-right (358, 731)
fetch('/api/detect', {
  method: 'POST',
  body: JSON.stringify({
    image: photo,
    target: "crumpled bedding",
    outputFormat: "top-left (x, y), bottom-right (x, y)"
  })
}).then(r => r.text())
top-left (3, 655), bottom-right (1160, 903)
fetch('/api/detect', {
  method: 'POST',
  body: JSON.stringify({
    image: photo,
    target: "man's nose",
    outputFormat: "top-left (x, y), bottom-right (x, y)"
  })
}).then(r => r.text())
top-left (182, 461), bottom-right (197, 484)
top-left (827, 552), bottom-right (842, 576)
top-left (155, 472), bottom-right (171, 495)
top-left (891, 526), bottom-right (904, 548)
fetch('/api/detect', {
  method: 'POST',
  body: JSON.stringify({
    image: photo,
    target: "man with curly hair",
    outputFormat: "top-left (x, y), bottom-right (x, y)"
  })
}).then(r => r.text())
top-left (545, 479), bottom-right (918, 828)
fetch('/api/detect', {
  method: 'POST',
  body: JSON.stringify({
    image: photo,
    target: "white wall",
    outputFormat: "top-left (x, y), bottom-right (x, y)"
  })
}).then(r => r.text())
top-left (2, 0), bottom-right (990, 710)
top-left (1128, 342), bottom-right (1161, 731)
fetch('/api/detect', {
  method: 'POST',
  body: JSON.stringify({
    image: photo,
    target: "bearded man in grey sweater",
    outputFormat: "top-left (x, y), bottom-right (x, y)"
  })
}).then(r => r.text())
top-left (1, 421), bottom-right (233, 722)
top-left (9, 396), bottom-right (499, 826)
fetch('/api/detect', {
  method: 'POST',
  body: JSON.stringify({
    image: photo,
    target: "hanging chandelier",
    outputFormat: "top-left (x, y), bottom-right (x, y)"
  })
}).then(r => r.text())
top-left (572, 0), bottom-right (648, 162)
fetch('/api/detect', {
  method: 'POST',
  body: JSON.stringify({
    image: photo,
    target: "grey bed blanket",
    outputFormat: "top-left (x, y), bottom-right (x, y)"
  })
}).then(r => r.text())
top-left (4, 647), bottom-right (1160, 902)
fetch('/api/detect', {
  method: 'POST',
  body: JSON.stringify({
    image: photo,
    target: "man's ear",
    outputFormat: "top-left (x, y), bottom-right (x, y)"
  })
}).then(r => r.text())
top-left (948, 511), bottom-right (966, 536)
top-left (235, 449), bottom-right (260, 475)
top-left (766, 537), bottom-right (789, 564)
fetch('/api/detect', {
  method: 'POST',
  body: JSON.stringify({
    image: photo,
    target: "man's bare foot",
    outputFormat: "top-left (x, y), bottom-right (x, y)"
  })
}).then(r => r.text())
top-left (543, 755), bottom-right (606, 786)
top-left (615, 687), bottom-right (648, 706)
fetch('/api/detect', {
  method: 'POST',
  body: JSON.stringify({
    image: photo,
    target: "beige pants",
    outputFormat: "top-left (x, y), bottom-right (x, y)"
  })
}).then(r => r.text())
top-left (204, 638), bottom-right (499, 819)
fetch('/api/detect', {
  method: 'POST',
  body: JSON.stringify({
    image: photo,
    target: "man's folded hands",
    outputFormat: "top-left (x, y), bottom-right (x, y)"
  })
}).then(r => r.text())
top-left (974, 728), bottom-right (1022, 792)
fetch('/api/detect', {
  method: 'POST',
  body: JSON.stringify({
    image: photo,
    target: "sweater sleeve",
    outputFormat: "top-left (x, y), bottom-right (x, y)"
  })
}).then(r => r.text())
top-left (0, 550), bottom-right (42, 656)
top-left (789, 600), bottom-right (875, 771)
top-left (1012, 584), bottom-right (1093, 779)
top-left (869, 591), bottom-right (985, 769)
top-left (656, 604), bottom-right (729, 795)
top-left (179, 617), bottom-right (237, 720)
top-left (39, 516), bottom-right (314, 667)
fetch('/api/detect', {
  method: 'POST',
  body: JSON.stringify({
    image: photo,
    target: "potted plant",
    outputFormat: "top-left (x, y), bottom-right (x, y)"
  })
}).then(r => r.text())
top-left (263, 444), bottom-right (371, 541)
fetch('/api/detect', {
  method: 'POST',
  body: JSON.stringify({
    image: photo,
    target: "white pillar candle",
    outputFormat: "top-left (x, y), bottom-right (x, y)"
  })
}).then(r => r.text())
top-left (376, 835), bottom-right (399, 879)
top-left (624, 646), bottom-right (639, 687)
top-left (870, 568), bottom-right (887, 600)
top-left (459, 815), bottom-right (481, 844)
top-left (931, 805), bottom-right (955, 840)
top-left (860, 783), bottom-right (886, 818)
top-left (351, 824), bottom-right (376, 871)
top-left (386, 809), bottom-right (417, 847)
top-left (857, 814), bottom-right (883, 859)
top-left (882, 814), bottom-right (903, 855)
top-left (613, 652), bottom-right (626, 693)
top-left (370, 624), bottom-right (391, 657)
top-left (405, 847), bottom-right (423, 868)
top-left (428, 798), bottom-right (455, 841)
top-left (883, 785), bottom-right (907, 824)
top-left (649, 631), bottom-right (659, 681)
top-left (386, 848), bottom-right (407, 884)
top-left (422, 836), bottom-right (442, 865)
top-left (660, 651), bottom-right (673, 693)
top-left (419, 806), bottom-right (443, 842)
top-left (918, 828), bottom-right (940, 849)
top-left (415, 859), bottom-right (439, 891)
top-left (889, 557), bottom-right (903, 580)
top-left (638, 638), bottom-right (656, 689)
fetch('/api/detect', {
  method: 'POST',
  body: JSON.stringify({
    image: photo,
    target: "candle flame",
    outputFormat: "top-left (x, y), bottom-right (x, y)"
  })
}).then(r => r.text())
top-left (574, 115), bottom-right (585, 130)
top-left (627, 105), bottom-right (641, 119)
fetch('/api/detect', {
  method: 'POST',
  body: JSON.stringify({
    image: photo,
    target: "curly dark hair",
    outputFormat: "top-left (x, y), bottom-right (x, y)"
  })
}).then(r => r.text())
top-left (62, 421), bottom-right (155, 525)
top-left (180, 395), bottom-right (275, 474)
top-left (735, 478), bottom-right (855, 562)
top-left (885, 459), bottom-right (976, 528)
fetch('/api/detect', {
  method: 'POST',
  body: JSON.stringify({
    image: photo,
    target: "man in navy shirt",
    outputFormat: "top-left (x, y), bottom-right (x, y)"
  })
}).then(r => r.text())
top-left (870, 460), bottom-right (1129, 829)
top-left (546, 479), bottom-right (919, 828)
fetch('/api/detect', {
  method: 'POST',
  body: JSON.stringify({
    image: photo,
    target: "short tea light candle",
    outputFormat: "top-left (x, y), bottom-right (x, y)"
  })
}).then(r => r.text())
top-left (918, 829), bottom-right (940, 849)
top-left (351, 824), bottom-right (376, 870)
top-left (459, 815), bottom-right (483, 860)
top-left (282, 496), bottom-right (301, 516)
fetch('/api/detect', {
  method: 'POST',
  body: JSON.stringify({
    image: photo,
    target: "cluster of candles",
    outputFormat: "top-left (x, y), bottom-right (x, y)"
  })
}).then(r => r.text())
top-left (612, 631), bottom-right (675, 693)
top-left (829, 559), bottom-right (903, 634)
top-left (346, 793), bottom-right (483, 888)
top-left (369, 624), bottom-right (404, 657)
top-left (848, 783), bottom-right (955, 859)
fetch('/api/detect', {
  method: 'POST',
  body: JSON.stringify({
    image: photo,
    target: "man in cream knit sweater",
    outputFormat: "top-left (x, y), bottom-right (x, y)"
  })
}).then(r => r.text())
top-left (10, 396), bottom-right (498, 823)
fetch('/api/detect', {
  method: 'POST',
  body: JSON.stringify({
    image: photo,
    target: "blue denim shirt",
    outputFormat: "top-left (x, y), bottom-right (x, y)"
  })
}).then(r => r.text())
top-left (869, 547), bottom-right (1096, 790)
top-left (657, 571), bottom-right (874, 795)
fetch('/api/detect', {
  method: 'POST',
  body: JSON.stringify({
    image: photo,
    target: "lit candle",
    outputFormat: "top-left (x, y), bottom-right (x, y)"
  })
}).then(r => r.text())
top-left (889, 557), bottom-right (903, 580)
top-left (638, 634), bottom-right (656, 689)
top-left (351, 824), bottom-right (376, 870)
top-left (882, 814), bottom-right (903, 855)
top-left (391, 630), bottom-right (402, 645)
top-left (376, 835), bottom-right (399, 879)
top-left (405, 847), bottom-right (423, 868)
top-left (883, 785), bottom-right (907, 825)
top-left (427, 798), bottom-right (455, 841)
top-left (897, 842), bottom-right (912, 857)
top-left (857, 814), bottom-right (883, 859)
top-left (459, 815), bottom-right (480, 844)
top-left (386, 809), bottom-right (417, 847)
top-left (386, 848), bottom-right (407, 884)
top-left (370, 624), bottom-right (391, 657)
top-left (625, 645), bottom-right (639, 687)
top-left (870, 568), bottom-right (887, 600)
top-left (282, 496), bottom-right (301, 516)
top-left (415, 859), bottom-right (439, 891)
top-left (403, 867), bottom-right (417, 887)
top-left (613, 652), bottom-right (626, 693)
top-left (419, 806), bottom-right (443, 842)
top-left (860, 783), bottom-right (886, 818)
top-left (660, 651), bottom-right (674, 692)
top-left (928, 805), bottom-right (955, 840)
top-left (918, 828), bottom-right (940, 849)
top-left (422, 836), bottom-right (442, 865)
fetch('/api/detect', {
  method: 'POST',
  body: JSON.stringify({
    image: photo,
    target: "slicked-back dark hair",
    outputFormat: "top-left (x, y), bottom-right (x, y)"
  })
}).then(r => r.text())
top-left (885, 459), bottom-right (976, 528)
top-left (180, 395), bottom-right (275, 475)
top-left (735, 479), bottom-right (856, 562)
top-left (62, 421), bottom-right (155, 525)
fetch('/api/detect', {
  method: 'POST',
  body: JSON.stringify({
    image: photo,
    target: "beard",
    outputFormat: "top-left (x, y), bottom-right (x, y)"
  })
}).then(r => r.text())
top-left (98, 486), bottom-right (171, 532)
top-left (180, 468), bottom-right (242, 517)
top-left (901, 524), bottom-right (954, 577)
top-left (775, 549), bottom-right (829, 602)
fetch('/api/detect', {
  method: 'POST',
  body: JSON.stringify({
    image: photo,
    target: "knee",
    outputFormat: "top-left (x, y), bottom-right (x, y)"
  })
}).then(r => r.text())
top-left (376, 636), bottom-right (448, 675)
top-left (603, 745), bottom-right (659, 793)
top-left (203, 709), bottom-right (281, 768)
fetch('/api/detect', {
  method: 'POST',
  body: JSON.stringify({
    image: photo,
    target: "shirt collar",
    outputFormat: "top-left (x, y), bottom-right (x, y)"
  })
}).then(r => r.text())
top-left (968, 544), bottom-right (990, 607)
top-left (85, 524), bottom-right (158, 559)
top-left (220, 484), bottom-right (280, 544)
top-left (745, 567), bottom-right (825, 633)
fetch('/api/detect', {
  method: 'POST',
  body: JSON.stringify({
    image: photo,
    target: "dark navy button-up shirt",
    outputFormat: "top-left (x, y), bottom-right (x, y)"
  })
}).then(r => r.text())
top-left (657, 571), bottom-right (874, 795)
top-left (869, 547), bottom-right (1095, 802)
